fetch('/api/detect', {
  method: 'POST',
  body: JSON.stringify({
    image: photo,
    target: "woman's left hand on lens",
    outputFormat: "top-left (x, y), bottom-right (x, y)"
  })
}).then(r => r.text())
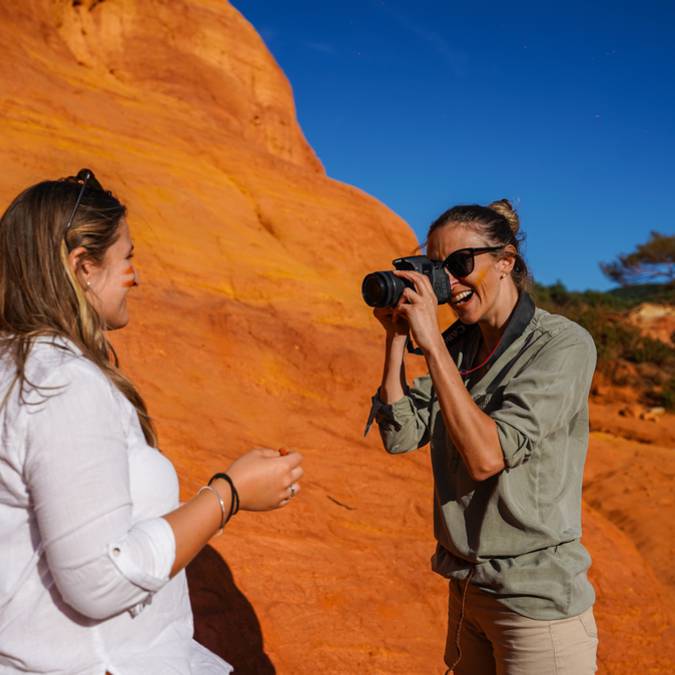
top-left (393, 270), bottom-right (443, 353)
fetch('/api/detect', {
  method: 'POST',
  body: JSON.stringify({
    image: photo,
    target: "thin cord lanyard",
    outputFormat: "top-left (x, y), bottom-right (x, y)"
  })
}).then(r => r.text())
top-left (459, 335), bottom-right (501, 376)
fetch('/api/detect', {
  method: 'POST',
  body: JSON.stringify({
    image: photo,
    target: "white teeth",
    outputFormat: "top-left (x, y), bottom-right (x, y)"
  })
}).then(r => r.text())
top-left (451, 290), bottom-right (473, 305)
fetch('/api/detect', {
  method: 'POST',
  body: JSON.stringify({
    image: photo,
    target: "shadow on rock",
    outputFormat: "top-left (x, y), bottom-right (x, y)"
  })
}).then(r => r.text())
top-left (187, 545), bottom-right (276, 674)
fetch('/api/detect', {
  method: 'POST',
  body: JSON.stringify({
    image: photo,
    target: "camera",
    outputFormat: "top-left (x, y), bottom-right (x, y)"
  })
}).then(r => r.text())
top-left (361, 255), bottom-right (452, 307)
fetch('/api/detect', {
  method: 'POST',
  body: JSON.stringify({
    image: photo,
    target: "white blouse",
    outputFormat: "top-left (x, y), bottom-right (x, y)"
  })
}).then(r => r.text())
top-left (0, 337), bottom-right (232, 675)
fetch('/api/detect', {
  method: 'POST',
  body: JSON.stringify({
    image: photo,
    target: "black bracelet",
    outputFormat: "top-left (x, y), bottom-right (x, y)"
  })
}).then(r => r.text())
top-left (208, 472), bottom-right (239, 523)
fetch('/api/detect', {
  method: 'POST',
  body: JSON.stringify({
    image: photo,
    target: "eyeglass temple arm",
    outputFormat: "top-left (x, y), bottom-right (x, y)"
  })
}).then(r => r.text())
top-left (63, 169), bottom-right (92, 232)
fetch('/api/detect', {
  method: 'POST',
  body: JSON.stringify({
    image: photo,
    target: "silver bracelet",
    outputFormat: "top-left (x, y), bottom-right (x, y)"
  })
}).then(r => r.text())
top-left (198, 485), bottom-right (227, 535)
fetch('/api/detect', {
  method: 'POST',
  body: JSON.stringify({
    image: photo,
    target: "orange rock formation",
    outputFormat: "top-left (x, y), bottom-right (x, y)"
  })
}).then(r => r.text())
top-left (628, 302), bottom-right (675, 344)
top-left (1, 2), bottom-right (673, 672)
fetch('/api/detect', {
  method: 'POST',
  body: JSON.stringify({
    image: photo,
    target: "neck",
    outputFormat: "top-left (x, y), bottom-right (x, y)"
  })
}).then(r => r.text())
top-left (478, 281), bottom-right (520, 352)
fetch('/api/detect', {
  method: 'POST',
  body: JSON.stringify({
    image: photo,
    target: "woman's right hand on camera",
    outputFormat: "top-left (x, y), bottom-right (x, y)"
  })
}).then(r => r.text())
top-left (225, 448), bottom-right (303, 511)
top-left (373, 306), bottom-right (408, 338)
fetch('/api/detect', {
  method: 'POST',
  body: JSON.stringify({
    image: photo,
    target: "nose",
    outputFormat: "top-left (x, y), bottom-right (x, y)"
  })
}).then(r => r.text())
top-left (123, 265), bottom-right (139, 288)
top-left (443, 267), bottom-right (456, 288)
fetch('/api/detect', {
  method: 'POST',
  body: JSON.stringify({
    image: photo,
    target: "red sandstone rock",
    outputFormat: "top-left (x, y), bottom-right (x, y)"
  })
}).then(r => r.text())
top-left (1, 2), bottom-right (673, 673)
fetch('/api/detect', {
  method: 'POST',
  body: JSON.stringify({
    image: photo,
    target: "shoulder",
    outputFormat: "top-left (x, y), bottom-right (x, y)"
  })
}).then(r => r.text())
top-left (530, 307), bottom-right (596, 355)
top-left (511, 308), bottom-right (597, 377)
top-left (23, 336), bottom-right (115, 405)
top-left (20, 337), bottom-right (134, 442)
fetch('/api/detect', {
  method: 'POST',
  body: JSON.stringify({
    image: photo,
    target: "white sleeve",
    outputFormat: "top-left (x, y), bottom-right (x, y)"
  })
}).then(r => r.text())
top-left (23, 360), bottom-right (176, 620)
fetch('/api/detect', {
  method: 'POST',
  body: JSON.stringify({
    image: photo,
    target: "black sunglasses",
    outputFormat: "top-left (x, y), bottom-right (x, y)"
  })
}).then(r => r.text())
top-left (442, 246), bottom-right (506, 278)
top-left (63, 168), bottom-right (103, 233)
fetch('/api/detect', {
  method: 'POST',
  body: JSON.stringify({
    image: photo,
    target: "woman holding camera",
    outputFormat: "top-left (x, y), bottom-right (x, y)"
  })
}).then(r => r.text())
top-left (0, 170), bottom-right (303, 674)
top-left (369, 200), bottom-right (598, 674)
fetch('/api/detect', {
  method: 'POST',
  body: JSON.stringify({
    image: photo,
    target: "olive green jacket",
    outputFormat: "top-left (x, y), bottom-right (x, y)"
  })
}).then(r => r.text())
top-left (369, 293), bottom-right (597, 620)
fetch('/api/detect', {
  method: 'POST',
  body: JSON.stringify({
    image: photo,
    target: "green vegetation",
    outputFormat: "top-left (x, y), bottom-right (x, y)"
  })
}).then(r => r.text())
top-left (531, 280), bottom-right (675, 410)
top-left (533, 280), bottom-right (675, 311)
top-left (607, 282), bottom-right (675, 306)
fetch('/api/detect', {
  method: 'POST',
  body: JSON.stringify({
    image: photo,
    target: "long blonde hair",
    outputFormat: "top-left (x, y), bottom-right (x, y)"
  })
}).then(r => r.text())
top-left (0, 173), bottom-right (157, 446)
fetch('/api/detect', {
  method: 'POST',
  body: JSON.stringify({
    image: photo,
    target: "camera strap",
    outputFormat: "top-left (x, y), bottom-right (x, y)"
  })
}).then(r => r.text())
top-left (405, 320), bottom-right (468, 356)
top-left (405, 337), bottom-right (423, 356)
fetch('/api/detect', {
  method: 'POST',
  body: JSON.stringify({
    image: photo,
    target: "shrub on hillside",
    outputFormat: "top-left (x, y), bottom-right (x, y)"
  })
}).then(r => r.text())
top-left (531, 281), bottom-right (675, 409)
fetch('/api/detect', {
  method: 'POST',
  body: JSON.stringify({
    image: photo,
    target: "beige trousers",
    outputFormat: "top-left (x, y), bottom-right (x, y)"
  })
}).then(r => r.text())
top-left (444, 579), bottom-right (598, 675)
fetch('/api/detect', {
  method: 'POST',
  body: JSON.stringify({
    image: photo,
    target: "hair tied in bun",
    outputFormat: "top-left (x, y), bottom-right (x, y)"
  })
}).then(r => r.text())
top-left (488, 199), bottom-right (519, 236)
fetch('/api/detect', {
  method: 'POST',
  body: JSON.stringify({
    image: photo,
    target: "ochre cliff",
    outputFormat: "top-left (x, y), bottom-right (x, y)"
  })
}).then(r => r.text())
top-left (1, 2), bottom-right (673, 672)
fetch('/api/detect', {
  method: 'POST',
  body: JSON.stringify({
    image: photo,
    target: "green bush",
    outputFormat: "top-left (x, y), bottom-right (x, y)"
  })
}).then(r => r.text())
top-left (645, 376), bottom-right (675, 411)
top-left (627, 336), bottom-right (673, 366)
top-left (532, 280), bottom-right (674, 393)
top-left (607, 282), bottom-right (675, 307)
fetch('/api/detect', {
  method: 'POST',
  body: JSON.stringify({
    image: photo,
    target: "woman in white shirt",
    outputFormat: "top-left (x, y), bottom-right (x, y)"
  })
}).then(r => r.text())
top-left (0, 169), bottom-right (303, 674)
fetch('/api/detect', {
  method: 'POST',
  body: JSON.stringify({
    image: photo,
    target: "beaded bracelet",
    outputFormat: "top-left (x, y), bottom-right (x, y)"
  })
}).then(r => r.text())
top-left (208, 472), bottom-right (240, 524)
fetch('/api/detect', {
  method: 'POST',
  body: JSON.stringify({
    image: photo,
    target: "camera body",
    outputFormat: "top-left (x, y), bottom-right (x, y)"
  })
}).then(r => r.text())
top-left (361, 255), bottom-right (452, 307)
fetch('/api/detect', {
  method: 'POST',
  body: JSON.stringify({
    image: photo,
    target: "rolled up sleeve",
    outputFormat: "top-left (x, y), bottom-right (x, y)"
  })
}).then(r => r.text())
top-left (366, 375), bottom-right (434, 454)
top-left (491, 329), bottom-right (597, 469)
top-left (23, 361), bottom-right (176, 621)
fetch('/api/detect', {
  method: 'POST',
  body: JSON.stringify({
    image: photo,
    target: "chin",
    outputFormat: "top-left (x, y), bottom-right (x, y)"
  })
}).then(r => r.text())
top-left (104, 315), bottom-right (130, 331)
top-left (457, 313), bottom-right (481, 326)
top-left (454, 298), bottom-right (483, 325)
top-left (457, 316), bottom-right (477, 326)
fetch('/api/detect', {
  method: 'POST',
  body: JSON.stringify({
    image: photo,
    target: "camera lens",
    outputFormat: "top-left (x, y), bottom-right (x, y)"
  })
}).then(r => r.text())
top-left (361, 271), bottom-right (405, 307)
top-left (361, 273), bottom-right (388, 307)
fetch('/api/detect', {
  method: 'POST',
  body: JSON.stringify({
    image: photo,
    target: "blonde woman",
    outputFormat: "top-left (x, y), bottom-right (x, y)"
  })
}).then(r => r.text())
top-left (0, 170), bottom-right (303, 674)
top-left (369, 201), bottom-right (598, 674)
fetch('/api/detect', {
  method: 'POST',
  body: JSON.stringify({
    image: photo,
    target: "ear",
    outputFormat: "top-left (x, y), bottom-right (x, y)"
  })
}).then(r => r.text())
top-left (67, 246), bottom-right (95, 286)
top-left (497, 244), bottom-right (517, 275)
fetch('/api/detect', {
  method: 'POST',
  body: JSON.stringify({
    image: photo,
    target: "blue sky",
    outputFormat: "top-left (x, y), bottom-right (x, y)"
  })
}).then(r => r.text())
top-left (231, 0), bottom-right (675, 290)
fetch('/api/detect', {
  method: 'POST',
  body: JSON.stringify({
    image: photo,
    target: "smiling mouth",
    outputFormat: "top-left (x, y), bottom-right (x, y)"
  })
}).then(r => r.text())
top-left (451, 290), bottom-right (474, 306)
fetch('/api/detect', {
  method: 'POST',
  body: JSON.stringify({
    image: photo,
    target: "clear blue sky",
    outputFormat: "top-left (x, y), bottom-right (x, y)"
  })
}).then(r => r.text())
top-left (231, 0), bottom-right (675, 290)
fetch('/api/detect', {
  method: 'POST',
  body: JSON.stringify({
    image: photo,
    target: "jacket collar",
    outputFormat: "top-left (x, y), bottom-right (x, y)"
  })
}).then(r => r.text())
top-left (441, 291), bottom-right (535, 368)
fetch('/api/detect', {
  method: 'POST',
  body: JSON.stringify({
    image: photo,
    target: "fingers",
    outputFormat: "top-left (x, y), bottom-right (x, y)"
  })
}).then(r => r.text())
top-left (400, 287), bottom-right (417, 304)
top-left (282, 459), bottom-right (303, 498)
top-left (247, 447), bottom-right (303, 469)
top-left (395, 291), bottom-right (416, 318)
top-left (235, 447), bottom-right (304, 510)
top-left (373, 306), bottom-right (394, 319)
top-left (278, 464), bottom-right (304, 507)
top-left (289, 465), bottom-right (304, 483)
top-left (281, 451), bottom-right (303, 468)
top-left (282, 480), bottom-right (301, 504)
top-left (253, 447), bottom-right (280, 458)
top-left (252, 447), bottom-right (302, 463)
top-left (393, 270), bottom-right (434, 296)
top-left (276, 479), bottom-right (302, 509)
top-left (389, 307), bottom-right (409, 329)
top-left (373, 306), bottom-right (408, 334)
top-left (269, 449), bottom-right (304, 503)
